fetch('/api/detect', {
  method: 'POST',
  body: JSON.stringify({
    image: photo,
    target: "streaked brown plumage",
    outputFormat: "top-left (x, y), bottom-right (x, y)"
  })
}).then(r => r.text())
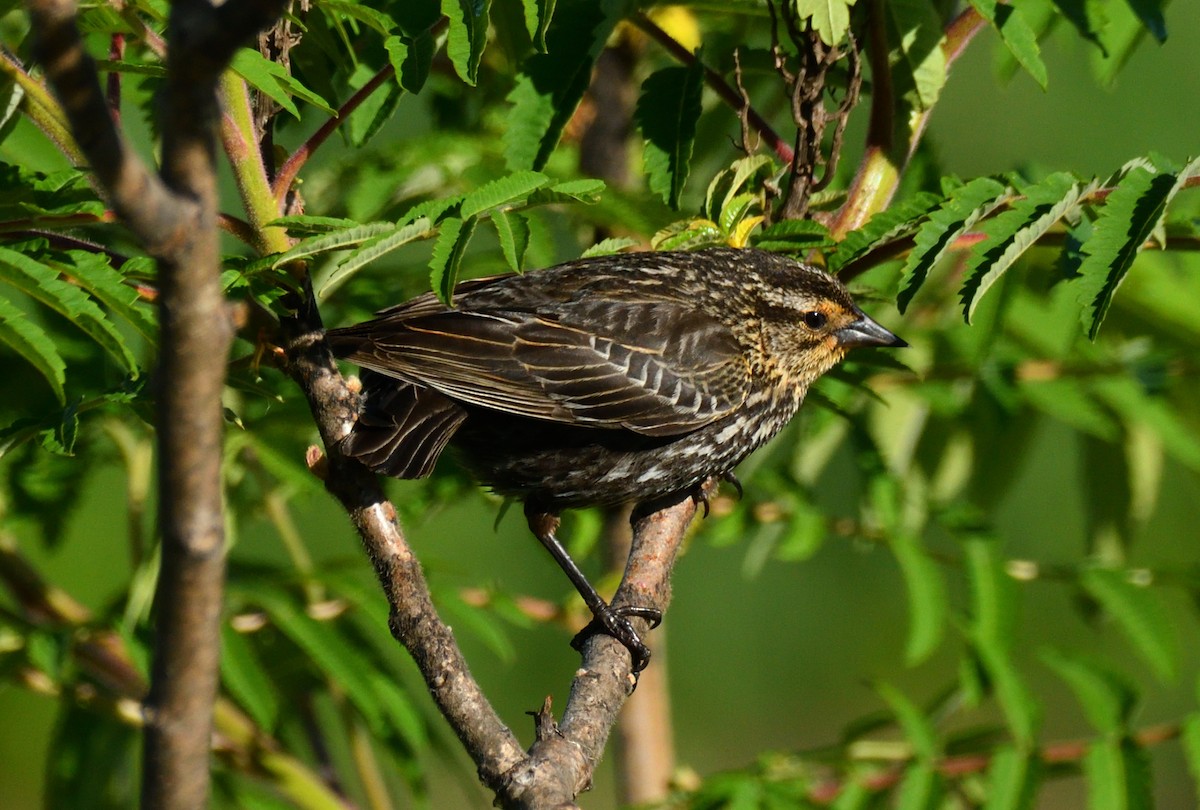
top-left (327, 247), bottom-right (904, 671)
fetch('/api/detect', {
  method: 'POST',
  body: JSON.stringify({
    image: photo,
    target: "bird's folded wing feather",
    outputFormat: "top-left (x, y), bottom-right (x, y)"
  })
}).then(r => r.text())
top-left (334, 300), bottom-right (750, 436)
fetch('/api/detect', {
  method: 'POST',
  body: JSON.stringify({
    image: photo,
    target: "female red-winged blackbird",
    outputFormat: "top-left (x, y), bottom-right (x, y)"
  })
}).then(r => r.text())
top-left (326, 247), bottom-right (904, 671)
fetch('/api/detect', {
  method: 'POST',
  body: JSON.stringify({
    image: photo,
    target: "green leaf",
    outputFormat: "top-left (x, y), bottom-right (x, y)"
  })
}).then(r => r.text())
top-left (985, 746), bottom-right (1040, 810)
top-left (492, 210), bottom-right (532, 270)
top-left (385, 33), bottom-right (434, 94)
top-left (229, 48), bottom-right (334, 119)
top-left (1039, 649), bottom-right (1133, 734)
top-left (272, 222), bottom-right (396, 269)
top-left (441, 0), bottom-right (492, 85)
top-left (1075, 157), bottom-right (1200, 339)
top-left (1182, 712), bottom-right (1200, 786)
top-left (522, 0), bottom-right (557, 51)
top-left (251, 589), bottom-right (386, 733)
top-left (319, 0), bottom-right (399, 35)
top-left (636, 60), bottom-right (705, 209)
top-left (895, 764), bottom-right (940, 810)
top-left (751, 219), bottom-right (835, 252)
top-left (794, 0), bottom-right (855, 46)
top-left (323, 217), bottom-right (436, 297)
top-left (964, 536), bottom-right (1016, 649)
top-left (968, 0), bottom-right (1048, 88)
top-left (1124, 0), bottom-right (1167, 43)
top-left (898, 177), bottom-right (1008, 312)
top-left (959, 172), bottom-right (1088, 322)
top-left (876, 682), bottom-right (938, 761)
top-left (460, 170), bottom-right (551, 219)
top-left (268, 215), bottom-right (360, 235)
top-left (973, 637), bottom-right (1041, 747)
top-left (429, 216), bottom-right (478, 305)
top-left (524, 178), bottom-right (606, 206)
top-left (891, 533), bottom-right (947, 665)
top-left (0, 278), bottom-right (67, 403)
top-left (503, 0), bottom-right (620, 169)
top-left (1080, 568), bottom-right (1178, 681)
top-left (886, 0), bottom-right (948, 111)
top-left (705, 154), bottom-right (775, 222)
top-left (1084, 739), bottom-right (1152, 810)
top-left (220, 624), bottom-right (280, 730)
top-left (0, 246), bottom-right (137, 372)
top-left (61, 250), bottom-right (156, 342)
top-left (580, 236), bottom-right (639, 258)
top-left (827, 192), bottom-right (942, 273)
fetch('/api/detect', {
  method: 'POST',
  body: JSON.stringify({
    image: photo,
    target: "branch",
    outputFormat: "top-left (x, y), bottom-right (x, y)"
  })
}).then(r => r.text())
top-left (25, 0), bottom-right (285, 807)
top-left (285, 291), bottom-right (700, 806)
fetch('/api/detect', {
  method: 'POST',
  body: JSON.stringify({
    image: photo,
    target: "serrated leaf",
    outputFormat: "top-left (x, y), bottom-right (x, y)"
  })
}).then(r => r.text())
top-left (442, 0), bottom-right (491, 85)
top-left (220, 624), bottom-right (280, 730)
top-left (985, 746), bottom-right (1040, 810)
top-left (960, 172), bottom-right (1088, 322)
top-left (636, 60), bottom-right (704, 209)
top-left (891, 533), bottom-right (947, 665)
top-left (229, 49), bottom-right (334, 119)
top-left (320, 0), bottom-right (398, 35)
top-left (524, 178), bottom-right (606, 206)
top-left (460, 170), bottom-right (550, 219)
top-left (969, 1), bottom-right (1048, 88)
top-left (1076, 157), bottom-right (1200, 339)
top-left (580, 236), bottom-right (639, 258)
top-left (492, 210), bottom-right (531, 270)
top-left (1081, 567), bottom-right (1178, 681)
top-left (272, 222), bottom-right (395, 269)
top-left (322, 217), bottom-right (435, 297)
top-left (61, 250), bottom-right (156, 341)
top-left (268, 215), bottom-right (360, 235)
top-left (1040, 648), bottom-right (1133, 734)
top-left (522, 0), bottom-right (556, 51)
top-left (0, 247), bottom-right (136, 373)
top-left (0, 278), bottom-right (67, 403)
top-left (795, 0), bottom-right (855, 46)
top-left (827, 192), bottom-right (942, 272)
top-left (898, 177), bottom-right (1008, 311)
top-left (705, 154), bottom-right (775, 222)
top-left (385, 33), bottom-right (434, 94)
top-left (503, 0), bottom-right (619, 169)
top-left (428, 216), bottom-right (477, 305)
top-left (886, 0), bottom-right (947, 111)
top-left (751, 219), bottom-right (835, 252)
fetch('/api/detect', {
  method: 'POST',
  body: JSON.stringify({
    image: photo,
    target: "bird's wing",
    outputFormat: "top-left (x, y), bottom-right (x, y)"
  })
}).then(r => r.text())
top-left (333, 300), bottom-right (750, 436)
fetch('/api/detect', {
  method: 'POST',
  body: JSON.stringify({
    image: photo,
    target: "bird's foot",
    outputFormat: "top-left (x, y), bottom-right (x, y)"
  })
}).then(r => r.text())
top-left (571, 604), bottom-right (663, 674)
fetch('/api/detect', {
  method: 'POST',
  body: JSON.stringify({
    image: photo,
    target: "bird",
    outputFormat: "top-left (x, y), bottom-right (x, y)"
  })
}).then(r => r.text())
top-left (325, 246), bottom-right (905, 672)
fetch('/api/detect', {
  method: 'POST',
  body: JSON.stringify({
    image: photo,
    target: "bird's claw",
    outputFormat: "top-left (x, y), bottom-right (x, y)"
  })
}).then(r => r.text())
top-left (571, 604), bottom-right (663, 674)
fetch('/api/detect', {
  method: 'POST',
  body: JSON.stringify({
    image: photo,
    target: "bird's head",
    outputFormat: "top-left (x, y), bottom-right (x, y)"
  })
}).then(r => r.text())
top-left (751, 257), bottom-right (906, 386)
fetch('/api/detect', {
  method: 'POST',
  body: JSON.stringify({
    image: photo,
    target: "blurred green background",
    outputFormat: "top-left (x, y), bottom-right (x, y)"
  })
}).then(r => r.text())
top-left (2, 4), bottom-right (1200, 808)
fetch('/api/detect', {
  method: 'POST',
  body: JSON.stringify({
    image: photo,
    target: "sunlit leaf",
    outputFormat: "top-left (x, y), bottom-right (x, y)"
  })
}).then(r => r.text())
top-left (429, 216), bottom-right (477, 305)
top-left (960, 172), bottom-right (1089, 322)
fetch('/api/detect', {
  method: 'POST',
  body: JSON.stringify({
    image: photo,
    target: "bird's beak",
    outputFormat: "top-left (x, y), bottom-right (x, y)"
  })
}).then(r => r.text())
top-left (835, 312), bottom-right (907, 348)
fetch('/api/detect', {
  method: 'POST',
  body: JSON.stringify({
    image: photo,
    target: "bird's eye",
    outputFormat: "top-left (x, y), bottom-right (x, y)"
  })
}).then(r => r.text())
top-left (802, 310), bottom-right (827, 330)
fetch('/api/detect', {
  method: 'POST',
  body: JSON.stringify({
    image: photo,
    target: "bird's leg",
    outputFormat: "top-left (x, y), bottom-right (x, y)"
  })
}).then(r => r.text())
top-left (525, 505), bottom-right (661, 673)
